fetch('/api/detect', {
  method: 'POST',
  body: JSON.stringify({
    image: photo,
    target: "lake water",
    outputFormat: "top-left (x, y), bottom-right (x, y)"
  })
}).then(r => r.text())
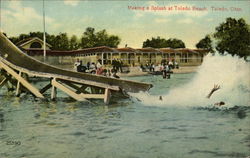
top-left (0, 54), bottom-right (250, 158)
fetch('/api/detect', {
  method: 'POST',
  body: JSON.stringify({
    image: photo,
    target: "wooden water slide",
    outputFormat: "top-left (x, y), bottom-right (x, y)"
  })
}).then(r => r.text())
top-left (0, 32), bottom-right (152, 103)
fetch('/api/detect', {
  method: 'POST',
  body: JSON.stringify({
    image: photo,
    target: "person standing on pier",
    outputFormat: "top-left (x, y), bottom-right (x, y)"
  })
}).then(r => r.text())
top-left (87, 62), bottom-right (90, 70)
top-left (111, 69), bottom-right (120, 78)
top-left (96, 59), bottom-right (103, 75)
top-left (89, 62), bottom-right (96, 74)
top-left (162, 64), bottom-right (170, 79)
top-left (169, 59), bottom-right (174, 69)
top-left (74, 58), bottom-right (80, 71)
top-left (118, 59), bottom-right (123, 73)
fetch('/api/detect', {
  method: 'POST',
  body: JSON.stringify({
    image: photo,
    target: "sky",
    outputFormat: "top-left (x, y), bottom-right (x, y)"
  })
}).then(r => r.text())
top-left (0, 0), bottom-right (249, 48)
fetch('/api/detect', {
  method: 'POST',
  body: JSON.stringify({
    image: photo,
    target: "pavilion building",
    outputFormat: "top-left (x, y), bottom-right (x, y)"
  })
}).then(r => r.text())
top-left (18, 38), bottom-right (209, 70)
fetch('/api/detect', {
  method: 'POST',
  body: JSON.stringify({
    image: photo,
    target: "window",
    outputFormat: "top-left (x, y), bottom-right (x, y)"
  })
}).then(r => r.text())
top-left (30, 42), bottom-right (42, 48)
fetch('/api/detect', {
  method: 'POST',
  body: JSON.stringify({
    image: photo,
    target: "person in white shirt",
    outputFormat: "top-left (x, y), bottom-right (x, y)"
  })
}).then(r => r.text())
top-left (174, 61), bottom-right (179, 69)
top-left (168, 60), bottom-right (173, 69)
top-left (89, 62), bottom-right (96, 74)
top-left (74, 58), bottom-right (80, 71)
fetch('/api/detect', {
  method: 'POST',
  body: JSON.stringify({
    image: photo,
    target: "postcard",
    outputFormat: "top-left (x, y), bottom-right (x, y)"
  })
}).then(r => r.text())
top-left (0, 0), bottom-right (249, 158)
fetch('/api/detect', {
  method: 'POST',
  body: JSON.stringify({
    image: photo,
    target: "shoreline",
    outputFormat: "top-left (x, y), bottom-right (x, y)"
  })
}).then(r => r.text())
top-left (118, 66), bottom-right (199, 77)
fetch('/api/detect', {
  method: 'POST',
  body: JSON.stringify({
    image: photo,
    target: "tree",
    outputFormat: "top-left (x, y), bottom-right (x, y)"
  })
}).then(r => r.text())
top-left (9, 36), bottom-right (19, 44)
top-left (165, 38), bottom-right (185, 48)
top-left (2, 32), bottom-right (7, 37)
top-left (106, 35), bottom-right (121, 48)
top-left (29, 31), bottom-right (44, 40)
top-left (142, 37), bottom-right (185, 48)
top-left (196, 35), bottom-right (214, 53)
top-left (53, 33), bottom-right (70, 50)
top-left (7, 28), bottom-right (120, 50)
top-left (9, 31), bottom-right (49, 45)
top-left (214, 17), bottom-right (250, 57)
top-left (81, 27), bottom-right (121, 48)
top-left (142, 36), bottom-right (167, 48)
top-left (69, 35), bottom-right (80, 50)
top-left (9, 33), bottom-right (30, 44)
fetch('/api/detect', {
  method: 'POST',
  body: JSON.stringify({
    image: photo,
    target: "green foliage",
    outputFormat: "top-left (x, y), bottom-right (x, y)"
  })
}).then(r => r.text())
top-left (52, 33), bottom-right (70, 50)
top-left (3, 32), bottom-right (7, 37)
top-left (7, 27), bottom-right (120, 50)
top-left (80, 27), bottom-right (121, 48)
top-left (69, 35), bottom-right (80, 50)
top-left (165, 38), bottom-right (186, 48)
top-left (142, 36), bottom-right (185, 48)
top-left (196, 35), bottom-right (214, 53)
top-left (214, 17), bottom-right (250, 57)
top-left (142, 36), bottom-right (167, 48)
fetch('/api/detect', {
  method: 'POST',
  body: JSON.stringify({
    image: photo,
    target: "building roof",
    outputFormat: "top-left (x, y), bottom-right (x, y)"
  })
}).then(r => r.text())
top-left (25, 46), bottom-right (115, 56)
top-left (16, 37), bottom-right (34, 46)
top-left (25, 49), bottom-right (75, 56)
top-left (16, 37), bottom-right (52, 48)
top-left (116, 47), bottom-right (137, 53)
top-left (192, 49), bottom-right (210, 54)
top-left (158, 48), bottom-right (176, 53)
top-left (74, 46), bottom-right (115, 55)
top-left (25, 46), bottom-right (208, 56)
top-left (136, 47), bottom-right (161, 53)
top-left (175, 48), bottom-right (198, 54)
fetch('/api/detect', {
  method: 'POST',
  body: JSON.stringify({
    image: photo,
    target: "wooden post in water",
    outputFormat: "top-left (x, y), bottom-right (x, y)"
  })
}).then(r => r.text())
top-left (15, 71), bottom-right (22, 96)
top-left (51, 78), bottom-right (87, 101)
top-left (0, 62), bottom-right (44, 98)
top-left (0, 77), bottom-right (7, 89)
top-left (104, 88), bottom-right (111, 104)
top-left (51, 82), bottom-right (57, 100)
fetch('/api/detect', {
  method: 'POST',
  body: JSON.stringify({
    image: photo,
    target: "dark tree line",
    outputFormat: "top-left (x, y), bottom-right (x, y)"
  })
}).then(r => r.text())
top-left (142, 36), bottom-right (185, 48)
top-left (142, 17), bottom-right (249, 58)
top-left (5, 17), bottom-right (249, 58)
top-left (196, 17), bottom-right (250, 58)
top-left (196, 35), bottom-right (214, 53)
top-left (81, 27), bottom-right (121, 48)
top-left (6, 27), bottom-right (121, 50)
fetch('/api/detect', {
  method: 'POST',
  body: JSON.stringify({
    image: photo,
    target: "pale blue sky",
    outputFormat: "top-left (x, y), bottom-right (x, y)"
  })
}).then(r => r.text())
top-left (1, 0), bottom-right (249, 48)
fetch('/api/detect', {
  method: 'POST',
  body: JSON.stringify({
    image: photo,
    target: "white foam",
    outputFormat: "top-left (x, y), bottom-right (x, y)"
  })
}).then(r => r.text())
top-left (131, 53), bottom-right (250, 107)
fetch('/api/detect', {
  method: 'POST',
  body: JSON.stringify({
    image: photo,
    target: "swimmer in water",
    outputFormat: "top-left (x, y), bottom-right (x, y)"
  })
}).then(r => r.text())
top-left (207, 84), bottom-right (225, 106)
top-left (214, 101), bottom-right (225, 106)
top-left (207, 84), bottom-right (220, 98)
top-left (159, 96), bottom-right (163, 101)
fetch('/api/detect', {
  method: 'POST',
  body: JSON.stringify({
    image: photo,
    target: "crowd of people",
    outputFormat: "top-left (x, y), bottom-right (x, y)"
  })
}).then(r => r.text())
top-left (74, 59), bottom-right (120, 78)
top-left (74, 58), bottom-right (179, 79)
top-left (140, 59), bottom-right (179, 79)
top-left (111, 59), bottom-right (123, 73)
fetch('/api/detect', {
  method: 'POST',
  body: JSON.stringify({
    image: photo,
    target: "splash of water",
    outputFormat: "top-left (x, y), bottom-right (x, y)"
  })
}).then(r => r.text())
top-left (131, 53), bottom-right (250, 107)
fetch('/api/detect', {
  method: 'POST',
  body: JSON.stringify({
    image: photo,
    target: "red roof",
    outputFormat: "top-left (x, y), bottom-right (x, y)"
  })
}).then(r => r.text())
top-left (75, 46), bottom-right (115, 54)
top-left (25, 46), bottom-right (208, 56)
top-left (25, 46), bottom-right (115, 56)
top-left (116, 47), bottom-right (137, 52)
top-left (136, 48), bottom-right (160, 53)
top-left (158, 48), bottom-right (176, 53)
top-left (175, 48), bottom-right (198, 54)
top-left (192, 49), bottom-right (209, 54)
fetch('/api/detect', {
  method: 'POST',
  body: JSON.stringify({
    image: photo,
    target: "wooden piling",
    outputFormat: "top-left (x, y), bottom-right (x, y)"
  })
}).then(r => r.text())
top-left (104, 88), bottom-right (111, 104)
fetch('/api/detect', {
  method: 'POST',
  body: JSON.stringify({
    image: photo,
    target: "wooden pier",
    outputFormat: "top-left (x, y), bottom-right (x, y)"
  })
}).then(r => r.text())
top-left (0, 33), bottom-right (152, 104)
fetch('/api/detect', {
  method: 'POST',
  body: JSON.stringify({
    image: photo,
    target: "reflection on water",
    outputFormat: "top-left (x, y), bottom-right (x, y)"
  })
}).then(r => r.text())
top-left (0, 109), bottom-right (5, 131)
top-left (0, 73), bottom-right (249, 158)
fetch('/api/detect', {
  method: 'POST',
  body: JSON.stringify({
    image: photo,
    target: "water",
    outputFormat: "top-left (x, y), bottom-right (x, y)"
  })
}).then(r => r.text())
top-left (0, 53), bottom-right (250, 158)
